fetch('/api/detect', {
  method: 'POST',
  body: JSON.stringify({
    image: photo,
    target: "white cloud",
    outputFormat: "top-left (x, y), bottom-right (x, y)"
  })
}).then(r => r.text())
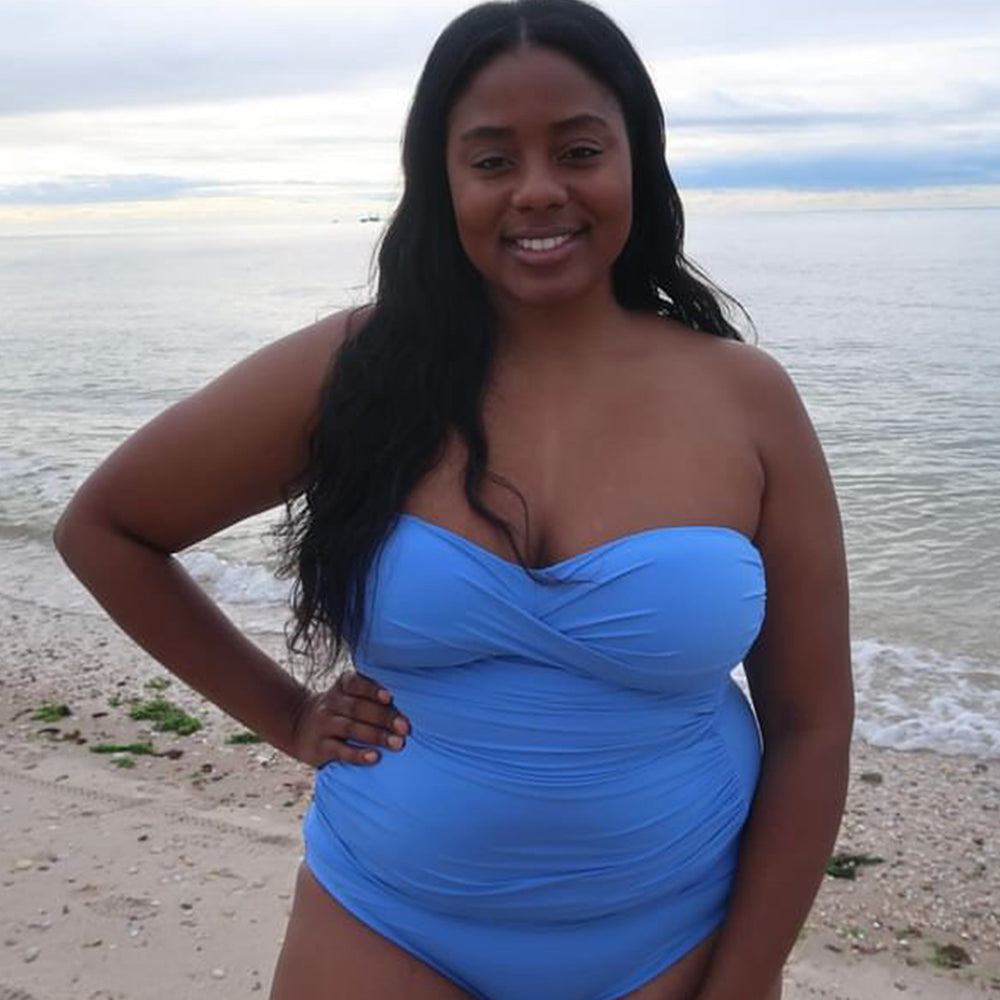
top-left (1, 0), bottom-right (998, 229)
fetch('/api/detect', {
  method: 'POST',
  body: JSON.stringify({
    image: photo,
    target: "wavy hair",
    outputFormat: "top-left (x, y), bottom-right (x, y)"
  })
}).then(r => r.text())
top-left (277, 0), bottom-right (754, 679)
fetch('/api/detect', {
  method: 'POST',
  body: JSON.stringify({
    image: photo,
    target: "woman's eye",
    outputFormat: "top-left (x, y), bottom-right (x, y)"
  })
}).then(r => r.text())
top-left (563, 145), bottom-right (602, 161)
top-left (471, 156), bottom-right (508, 171)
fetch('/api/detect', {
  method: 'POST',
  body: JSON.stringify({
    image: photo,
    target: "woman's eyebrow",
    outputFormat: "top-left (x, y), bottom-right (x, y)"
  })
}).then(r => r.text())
top-left (552, 113), bottom-right (610, 133)
top-left (457, 113), bottom-right (611, 144)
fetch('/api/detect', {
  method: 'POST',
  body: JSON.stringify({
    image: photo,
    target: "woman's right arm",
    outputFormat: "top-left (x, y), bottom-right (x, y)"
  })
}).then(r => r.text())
top-left (54, 310), bottom-right (405, 764)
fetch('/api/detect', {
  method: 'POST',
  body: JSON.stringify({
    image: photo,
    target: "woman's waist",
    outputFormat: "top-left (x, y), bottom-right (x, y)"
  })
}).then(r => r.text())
top-left (306, 718), bottom-right (758, 918)
top-left (355, 656), bottom-right (735, 753)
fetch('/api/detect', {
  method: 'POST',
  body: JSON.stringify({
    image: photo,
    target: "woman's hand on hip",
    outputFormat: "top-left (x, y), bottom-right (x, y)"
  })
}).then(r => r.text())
top-left (294, 672), bottom-right (410, 767)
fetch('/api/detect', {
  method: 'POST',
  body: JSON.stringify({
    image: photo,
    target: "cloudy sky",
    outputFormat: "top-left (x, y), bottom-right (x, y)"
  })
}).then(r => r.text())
top-left (2, 0), bottom-right (998, 232)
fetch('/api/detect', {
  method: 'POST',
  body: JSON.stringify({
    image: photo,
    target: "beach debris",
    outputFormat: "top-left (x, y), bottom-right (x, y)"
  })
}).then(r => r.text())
top-left (33, 725), bottom-right (87, 745)
top-left (859, 771), bottom-right (884, 785)
top-left (144, 676), bottom-right (172, 691)
top-left (85, 894), bottom-right (158, 921)
top-left (30, 702), bottom-right (71, 722)
top-left (930, 942), bottom-right (972, 969)
top-left (226, 730), bottom-right (263, 744)
top-left (826, 852), bottom-right (885, 880)
top-left (128, 697), bottom-right (202, 736)
top-left (89, 742), bottom-right (156, 756)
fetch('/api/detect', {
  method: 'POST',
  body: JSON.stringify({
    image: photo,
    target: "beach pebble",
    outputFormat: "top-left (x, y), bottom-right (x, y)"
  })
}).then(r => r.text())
top-left (23, 946), bottom-right (40, 962)
top-left (13, 858), bottom-right (33, 870)
top-left (211, 967), bottom-right (227, 979)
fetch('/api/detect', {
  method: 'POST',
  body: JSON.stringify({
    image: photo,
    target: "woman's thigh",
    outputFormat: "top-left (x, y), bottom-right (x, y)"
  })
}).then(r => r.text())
top-left (618, 928), bottom-right (783, 1000)
top-left (268, 863), bottom-right (476, 1000)
top-left (269, 863), bottom-right (784, 1000)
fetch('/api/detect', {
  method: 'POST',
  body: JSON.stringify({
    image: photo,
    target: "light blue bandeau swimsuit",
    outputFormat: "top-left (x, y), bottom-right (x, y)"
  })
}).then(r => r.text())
top-left (304, 513), bottom-right (767, 1000)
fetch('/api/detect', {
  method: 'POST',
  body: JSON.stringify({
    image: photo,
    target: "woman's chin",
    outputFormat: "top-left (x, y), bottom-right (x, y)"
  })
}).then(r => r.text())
top-left (492, 273), bottom-right (610, 312)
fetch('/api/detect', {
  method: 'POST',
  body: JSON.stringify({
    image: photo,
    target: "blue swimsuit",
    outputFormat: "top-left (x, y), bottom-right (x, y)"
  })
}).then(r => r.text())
top-left (304, 513), bottom-right (766, 1000)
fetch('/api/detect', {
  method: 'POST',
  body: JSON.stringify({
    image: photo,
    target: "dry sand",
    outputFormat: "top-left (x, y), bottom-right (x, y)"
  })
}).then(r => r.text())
top-left (2, 594), bottom-right (998, 999)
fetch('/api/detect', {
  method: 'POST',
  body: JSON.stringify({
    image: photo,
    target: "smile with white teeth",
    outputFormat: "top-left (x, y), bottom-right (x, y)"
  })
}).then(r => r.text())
top-left (513, 232), bottom-right (577, 252)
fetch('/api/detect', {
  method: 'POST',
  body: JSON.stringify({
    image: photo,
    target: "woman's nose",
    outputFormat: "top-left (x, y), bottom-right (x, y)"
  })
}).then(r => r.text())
top-left (510, 160), bottom-right (568, 211)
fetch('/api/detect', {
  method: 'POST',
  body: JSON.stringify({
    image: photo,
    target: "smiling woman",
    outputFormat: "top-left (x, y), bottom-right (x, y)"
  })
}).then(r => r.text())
top-left (53, 2), bottom-right (852, 999)
top-left (446, 49), bottom-right (633, 309)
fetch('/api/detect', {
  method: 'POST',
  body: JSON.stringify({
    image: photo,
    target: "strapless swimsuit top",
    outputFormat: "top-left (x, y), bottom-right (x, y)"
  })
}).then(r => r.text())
top-left (360, 512), bottom-right (765, 698)
top-left (305, 514), bottom-right (768, 998)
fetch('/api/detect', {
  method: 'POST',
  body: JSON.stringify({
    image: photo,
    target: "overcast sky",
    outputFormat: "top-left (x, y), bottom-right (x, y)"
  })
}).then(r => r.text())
top-left (2, 0), bottom-right (999, 232)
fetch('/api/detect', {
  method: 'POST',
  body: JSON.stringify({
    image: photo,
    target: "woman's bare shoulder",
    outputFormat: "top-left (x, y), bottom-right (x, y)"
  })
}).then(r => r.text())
top-left (675, 333), bottom-right (804, 426)
top-left (268, 304), bottom-right (372, 369)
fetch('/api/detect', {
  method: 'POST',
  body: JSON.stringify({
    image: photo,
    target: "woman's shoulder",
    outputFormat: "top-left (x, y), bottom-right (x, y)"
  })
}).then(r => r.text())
top-left (279, 303), bottom-right (375, 364)
top-left (665, 326), bottom-right (802, 412)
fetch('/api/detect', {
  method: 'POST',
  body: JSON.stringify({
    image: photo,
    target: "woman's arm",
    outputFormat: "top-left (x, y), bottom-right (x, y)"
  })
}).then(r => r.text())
top-left (54, 310), bottom-right (406, 764)
top-left (694, 346), bottom-right (854, 1000)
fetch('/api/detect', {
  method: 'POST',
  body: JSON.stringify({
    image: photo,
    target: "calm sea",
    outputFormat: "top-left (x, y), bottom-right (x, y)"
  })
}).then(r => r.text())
top-left (2, 209), bottom-right (998, 756)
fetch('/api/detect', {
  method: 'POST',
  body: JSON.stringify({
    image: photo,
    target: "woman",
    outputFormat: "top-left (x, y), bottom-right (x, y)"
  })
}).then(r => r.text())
top-left (55, 1), bottom-right (853, 998)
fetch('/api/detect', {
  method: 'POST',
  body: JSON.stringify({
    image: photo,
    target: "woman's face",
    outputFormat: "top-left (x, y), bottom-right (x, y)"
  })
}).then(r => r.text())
top-left (445, 45), bottom-right (633, 311)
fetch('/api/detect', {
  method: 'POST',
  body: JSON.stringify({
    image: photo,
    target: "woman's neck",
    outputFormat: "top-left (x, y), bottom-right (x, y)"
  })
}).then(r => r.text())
top-left (493, 283), bottom-right (631, 368)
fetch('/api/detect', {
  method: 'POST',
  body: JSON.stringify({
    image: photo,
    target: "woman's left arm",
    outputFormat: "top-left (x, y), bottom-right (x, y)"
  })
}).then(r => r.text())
top-left (695, 346), bottom-right (855, 1000)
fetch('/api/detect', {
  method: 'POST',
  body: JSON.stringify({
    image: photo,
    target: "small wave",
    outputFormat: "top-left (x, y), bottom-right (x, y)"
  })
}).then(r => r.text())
top-left (0, 518), bottom-right (56, 545)
top-left (179, 549), bottom-right (290, 606)
top-left (852, 638), bottom-right (1000, 758)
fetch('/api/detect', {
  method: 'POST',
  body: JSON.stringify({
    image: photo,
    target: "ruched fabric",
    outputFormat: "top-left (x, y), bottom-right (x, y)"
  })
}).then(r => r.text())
top-left (304, 514), bottom-right (767, 1000)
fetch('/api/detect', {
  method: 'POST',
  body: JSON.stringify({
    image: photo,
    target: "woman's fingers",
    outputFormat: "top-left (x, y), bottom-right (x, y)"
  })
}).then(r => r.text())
top-left (318, 738), bottom-right (382, 766)
top-left (302, 672), bottom-right (411, 767)
top-left (327, 715), bottom-right (405, 750)
top-left (336, 670), bottom-right (392, 705)
top-left (327, 673), bottom-right (410, 736)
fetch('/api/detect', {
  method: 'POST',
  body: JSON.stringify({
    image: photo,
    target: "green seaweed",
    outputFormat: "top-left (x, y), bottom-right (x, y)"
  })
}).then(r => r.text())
top-left (826, 852), bottom-right (885, 880)
top-left (144, 677), bottom-right (172, 691)
top-left (90, 742), bottom-right (156, 756)
top-left (112, 756), bottom-right (137, 769)
top-left (931, 942), bottom-right (972, 969)
top-left (32, 702), bottom-right (72, 722)
top-left (226, 731), bottom-right (263, 744)
top-left (128, 697), bottom-right (202, 736)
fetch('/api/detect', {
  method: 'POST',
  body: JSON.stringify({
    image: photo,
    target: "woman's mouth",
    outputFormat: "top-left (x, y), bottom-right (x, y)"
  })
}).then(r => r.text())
top-left (505, 228), bottom-right (585, 264)
top-left (514, 232), bottom-right (575, 252)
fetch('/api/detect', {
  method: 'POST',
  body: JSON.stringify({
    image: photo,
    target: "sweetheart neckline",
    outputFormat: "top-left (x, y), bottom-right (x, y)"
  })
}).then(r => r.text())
top-left (396, 513), bottom-right (762, 573)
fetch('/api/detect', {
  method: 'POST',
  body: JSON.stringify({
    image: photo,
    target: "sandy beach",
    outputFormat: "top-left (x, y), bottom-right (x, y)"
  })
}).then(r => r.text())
top-left (2, 593), bottom-right (998, 999)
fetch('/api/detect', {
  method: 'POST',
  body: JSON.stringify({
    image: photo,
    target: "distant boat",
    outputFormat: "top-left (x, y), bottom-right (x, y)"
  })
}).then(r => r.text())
top-left (359, 213), bottom-right (382, 223)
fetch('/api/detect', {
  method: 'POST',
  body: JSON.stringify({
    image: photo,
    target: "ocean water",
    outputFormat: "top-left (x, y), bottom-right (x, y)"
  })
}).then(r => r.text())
top-left (1, 209), bottom-right (998, 757)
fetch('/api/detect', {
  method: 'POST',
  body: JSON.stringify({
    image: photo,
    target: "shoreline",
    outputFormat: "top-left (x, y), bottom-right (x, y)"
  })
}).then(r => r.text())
top-left (2, 596), bottom-right (998, 998)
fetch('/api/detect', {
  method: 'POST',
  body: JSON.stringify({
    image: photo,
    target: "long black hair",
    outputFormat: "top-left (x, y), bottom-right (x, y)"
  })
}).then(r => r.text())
top-left (277, 0), bottom-right (753, 678)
